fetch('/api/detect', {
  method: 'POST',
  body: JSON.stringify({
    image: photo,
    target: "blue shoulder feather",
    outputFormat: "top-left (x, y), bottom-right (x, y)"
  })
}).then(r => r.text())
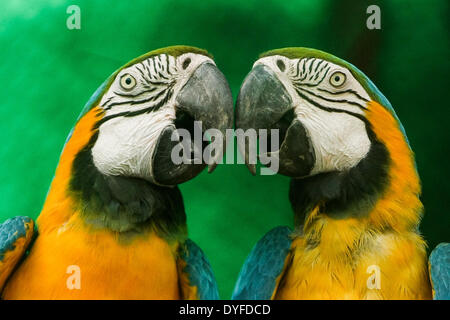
top-left (179, 239), bottom-right (219, 300)
top-left (0, 216), bottom-right (35, 290)
top-left (429, 242), bottom-right (450, 300)
top-left (232, 226), bottom-right (293, 300)
top-left (0, 216), bottom-right (34, 262)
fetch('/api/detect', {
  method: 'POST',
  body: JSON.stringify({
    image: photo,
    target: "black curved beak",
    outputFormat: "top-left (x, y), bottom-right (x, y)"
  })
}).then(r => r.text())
top-left (152, 62), bottom-right (233, 186)
top-left (235, 64), bottom-right (315, 177)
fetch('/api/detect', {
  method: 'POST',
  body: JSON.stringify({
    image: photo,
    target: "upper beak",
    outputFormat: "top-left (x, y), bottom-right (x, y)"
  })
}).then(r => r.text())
top-left (152, 62), bottom-right (233, 186)
top-left (235, 64), bottom-right (315, 177)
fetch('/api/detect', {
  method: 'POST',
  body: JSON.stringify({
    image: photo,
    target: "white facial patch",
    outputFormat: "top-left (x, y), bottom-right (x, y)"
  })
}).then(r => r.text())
top-left (92, 108), bottom-right (175, 180)
top-left (92, 53), bottom-right (214, 182)
top-left (295, 105), bottom-right (371, 174)
top-left (255, 55), bottom-right (371, 174)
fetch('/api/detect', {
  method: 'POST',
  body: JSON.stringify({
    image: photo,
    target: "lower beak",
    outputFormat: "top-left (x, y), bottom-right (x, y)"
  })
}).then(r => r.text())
top-left (235, 64), bottom-right (315, 177)
top-left (152, 62), bottom-right (233, 186)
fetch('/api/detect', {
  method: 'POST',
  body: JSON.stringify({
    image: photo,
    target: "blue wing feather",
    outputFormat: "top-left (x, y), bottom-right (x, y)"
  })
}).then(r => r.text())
top-left (179, 239), bottom-right (219, 300)
top-left (0, 216), bottom-right (35, 290)
top-left (429, 242), bottom-right (450, 300)
top-left (0, 216), bottom-right (34, 262)
top-left (232, 226), bottom-right (293, 300)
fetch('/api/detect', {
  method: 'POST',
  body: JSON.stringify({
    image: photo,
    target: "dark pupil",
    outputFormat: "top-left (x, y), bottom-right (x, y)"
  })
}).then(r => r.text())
top-left (277, 59), bottom-right (286, 72)
top-left (182, 58), bottom-right (191, 69)
top-left (125, 77), bottom-right (132, 85)
top-left (334, 76), bottom-right (340, 82)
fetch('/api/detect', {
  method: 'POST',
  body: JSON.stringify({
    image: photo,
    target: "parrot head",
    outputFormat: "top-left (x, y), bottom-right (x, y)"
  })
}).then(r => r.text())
top-left (236, 47), bottom-right (421, 225)
top-left (40, 46), bottom-right (233, 236)
top-left (83, 45), bottom-right (233, 186)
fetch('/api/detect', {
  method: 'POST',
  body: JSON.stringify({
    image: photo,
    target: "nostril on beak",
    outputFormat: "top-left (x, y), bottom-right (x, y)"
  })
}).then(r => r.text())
top-left (277, 59), bottom-right (286, 72)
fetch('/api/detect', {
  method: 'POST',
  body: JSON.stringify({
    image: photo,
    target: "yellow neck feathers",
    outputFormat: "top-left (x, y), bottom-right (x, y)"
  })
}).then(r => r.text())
top-left (365, 101), bottom-right (422, 232)
top-left (37, 106), bottom-right (104, 234)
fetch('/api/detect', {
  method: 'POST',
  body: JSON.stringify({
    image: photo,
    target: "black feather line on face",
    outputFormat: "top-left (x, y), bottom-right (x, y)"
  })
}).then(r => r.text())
top-left (297, 86), bottom-right (367, 110)
top-left (165, 54), bottom-right (171, 75)
top-left (97, 85), bottom-right (174, 128)
top-left (294, 88), bottom-right (368, 123)
top-left (113, 87), bottom-right (158, 98)
top-left (294, 60), bottom-right (301, 78)
top-left (104, 82), bottom-right (172, 110)
top-left (317, 88), bottom-right (369, 102)
top-left (292, 64), bottom-right (330, 87)
top-left (101, 53), bottom-right (176, 111)
top-left (308, 58), bottom-right (315, 74)
top-left (136, 65), bottom-right (148, 80)
top-left (69, 132), bottom-right (187, 241)
top-left (314, 60), bottom-right (324, 73)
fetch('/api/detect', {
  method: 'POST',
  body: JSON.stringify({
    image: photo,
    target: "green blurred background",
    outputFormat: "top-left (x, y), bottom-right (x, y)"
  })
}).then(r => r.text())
top-left (0, 0), bottom-right (449, 298)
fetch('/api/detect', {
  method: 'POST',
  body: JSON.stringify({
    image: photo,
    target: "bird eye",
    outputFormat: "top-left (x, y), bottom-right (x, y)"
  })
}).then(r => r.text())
top-left (329, 71), bottom-right (346, 87)
top-left (119, 74), bottom-right (136, 90)
top-left (182, 58), bottom-right (191, 70)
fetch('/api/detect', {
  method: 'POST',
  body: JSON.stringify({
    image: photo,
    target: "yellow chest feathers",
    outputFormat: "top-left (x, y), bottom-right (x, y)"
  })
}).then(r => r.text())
top-left (276, 228), bottom-right (432, 300)
top-left (2, 219), bottom-right (180, 300)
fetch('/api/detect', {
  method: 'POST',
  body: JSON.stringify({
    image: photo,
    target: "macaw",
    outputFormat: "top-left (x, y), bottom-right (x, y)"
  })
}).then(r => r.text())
top-left (0, 45), bottom-right (233, 299)
top-left (232, 47), bottom-right (449, 300)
